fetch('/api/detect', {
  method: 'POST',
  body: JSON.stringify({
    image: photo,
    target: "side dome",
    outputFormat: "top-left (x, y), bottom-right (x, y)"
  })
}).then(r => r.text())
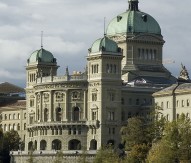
top-left (28, 48), bottom-right (56, 64)
top-left (90, 36), bottom-right (119, 54)
top-left (107, 1), bottom-right (161, 36)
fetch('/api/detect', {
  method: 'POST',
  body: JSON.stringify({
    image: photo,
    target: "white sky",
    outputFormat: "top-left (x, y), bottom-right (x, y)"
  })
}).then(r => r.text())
top-left (0, 0), bottom-right (191, 87)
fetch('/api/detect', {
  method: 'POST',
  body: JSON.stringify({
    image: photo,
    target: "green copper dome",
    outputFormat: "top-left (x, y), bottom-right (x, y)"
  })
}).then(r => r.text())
top-left (28, 48), bottom-right (55, 63)
top-left (90, 36), bottom-right (119, 54)
top-left (107, 1), bottom-right (161, 36)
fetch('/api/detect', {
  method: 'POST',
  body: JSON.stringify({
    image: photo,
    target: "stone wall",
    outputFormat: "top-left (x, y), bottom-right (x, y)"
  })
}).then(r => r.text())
top-left (10, 150), bottom-right (96, 163)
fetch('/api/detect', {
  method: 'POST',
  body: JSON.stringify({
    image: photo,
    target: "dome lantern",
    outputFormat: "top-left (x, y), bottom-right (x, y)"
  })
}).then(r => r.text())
top-left (128, 0), bottom-right (139, 11)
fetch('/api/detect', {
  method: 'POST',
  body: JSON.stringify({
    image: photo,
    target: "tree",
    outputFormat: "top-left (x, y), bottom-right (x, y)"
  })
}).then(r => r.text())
top-left (93, 146), bottom-right (119, 163)
top-left (147, 140), bottom-right (175, 162)
top-left (121, 117), bottom-right (148, 150)
top-left (147, 114), bottom-right (191, 162)
top-left (0, 128), bottom-right (3, 163)
top-left (1, 129), bottom-right (21, 163)
top-left (3, 129), bottom-right (21, 151)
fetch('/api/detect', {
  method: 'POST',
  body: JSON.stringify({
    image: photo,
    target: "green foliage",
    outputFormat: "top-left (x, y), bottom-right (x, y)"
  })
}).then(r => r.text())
top-left (127, 143), bottom-right (150, 163)
top-left (93, 146), bottom-right (119, 163)
top-left (121, 117), bottom-right (148, 150)
top-left (0, 129), bottom-right (21, 163)
top-left (147, 140), bottom-right (175, 163)
top-left (147, 113), bottom-right (191, 162)
top-left (3, 129), bottom-right (21, 151)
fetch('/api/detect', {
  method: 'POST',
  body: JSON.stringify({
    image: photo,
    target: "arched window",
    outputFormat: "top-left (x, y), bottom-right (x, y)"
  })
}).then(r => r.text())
top-left (68, 139), bottom-right (81, 150)
top-left (187, 100), bottom-right (190, 107)
top-left (90, 139), bottom-right (97, 150)
top-left (18, 113), bottom-right (20, 119)
top-left (52, 139), bottom-right (62, 150)
top-left (44, 108), bottom-right (48, 122)
top-left (4, 114), bottom-right (7, 120)
top-left (94, 65), bottom-right (96, 73)
top-left (8, 124), bottom-right (11, 131)
top-left (40, 140), bottom-right (47, 150)
top-left (9, 114), bottom-right (11, 120)
top-left (13, 114), bottom-right (15, 120)
top-left (24, 123), bottom-right (26, 130)
top-left (182, 100), bottom-right (185, 107)
top-left (73, 107), bottom-right (80, 121)
top-left (177, 100), bottom-right (179, 107)
top-left (177, 114), bottom-right (179, 120)
top-left (13, 124), bottom-right (15, 130)
top-left (91, 65), bottom-right (93, 74)
top-left (166, 114), bottom-right (169, 121)
top-left (34, 140), bottom-right (37, 150)
top-left (167, 101), bottom-right (169, 108)
top-left (96, 64), bottom-right (99, 73)
top-left (4, 124), bottom-right (7, 132)
top-left (24, 113), bottom-right (26, 119)
top-left (28, 141), bottom-right (33, 151)
top-left (17, 124), bottom-right (20, 131)
top-left (56, 107), bottom-right (62, 121)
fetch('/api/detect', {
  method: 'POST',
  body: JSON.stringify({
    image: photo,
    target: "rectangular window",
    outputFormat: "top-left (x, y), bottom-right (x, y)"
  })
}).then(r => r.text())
top-left (92, 111), bottom-right (97, 120)
top-left (112, 128), bottom-right (115, 134)
top-left (108, 112), bottom-right (115, 121)
top-left (109, 93), bottom-right (115, 101)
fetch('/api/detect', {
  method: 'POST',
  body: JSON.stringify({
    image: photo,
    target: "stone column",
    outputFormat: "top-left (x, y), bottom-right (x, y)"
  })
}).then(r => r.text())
top-left (48, 90), bottom-right (53, 122)
top-left (64, 90), bottom-right (68, 121)
top-left (40, 92), bottom-right (43, 122)
top-left (83, 89), bottom-right (87, 120)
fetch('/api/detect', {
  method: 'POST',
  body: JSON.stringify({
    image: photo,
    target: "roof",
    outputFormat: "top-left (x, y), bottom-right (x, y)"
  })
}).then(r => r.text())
top-left (0, 100), bottom-right (26, 108)
top-left (153, 83), bottom-right (191, 97)
top-left (28, 48), bottom-right (55, 64)
top-left (127, 76), bottom-right (174, 87)
top-left (0, 82), bottom-right (25, 94)
top-left (90, 36), bottom-right (119, 54)
top-left (106, 3), bottom-right (161, 36)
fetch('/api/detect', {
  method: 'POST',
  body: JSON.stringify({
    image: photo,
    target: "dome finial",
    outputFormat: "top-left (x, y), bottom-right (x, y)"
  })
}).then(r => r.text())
top-left (104, 17), bottom-right (106, 36)
top-left (41, 31), bottom-right (43, 49)
top-left (128, 0), bottom-right (139, 11)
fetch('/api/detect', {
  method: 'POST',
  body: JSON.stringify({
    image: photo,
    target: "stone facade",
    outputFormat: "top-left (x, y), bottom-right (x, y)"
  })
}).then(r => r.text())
top-left (0, 1), bottom-right (179, 162)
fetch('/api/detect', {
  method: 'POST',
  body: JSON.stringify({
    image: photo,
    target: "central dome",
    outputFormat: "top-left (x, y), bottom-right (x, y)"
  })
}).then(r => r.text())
top-left (107, 1), bottom-right (161, 36)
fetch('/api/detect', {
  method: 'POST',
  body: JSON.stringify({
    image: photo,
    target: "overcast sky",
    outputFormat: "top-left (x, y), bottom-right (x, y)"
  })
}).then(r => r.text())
top-left (0, 0), bottom-right (190, 87)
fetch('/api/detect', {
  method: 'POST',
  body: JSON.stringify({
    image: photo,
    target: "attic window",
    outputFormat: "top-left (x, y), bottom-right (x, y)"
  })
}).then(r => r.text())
top-left (117, 16), bottom-right (122, 22)
top-left (142, 15), bottom-right (147, 22)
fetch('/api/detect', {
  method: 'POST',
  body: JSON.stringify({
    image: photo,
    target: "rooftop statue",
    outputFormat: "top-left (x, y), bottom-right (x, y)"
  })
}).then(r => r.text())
top-left (179, 63), bottom-right (190, 81)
